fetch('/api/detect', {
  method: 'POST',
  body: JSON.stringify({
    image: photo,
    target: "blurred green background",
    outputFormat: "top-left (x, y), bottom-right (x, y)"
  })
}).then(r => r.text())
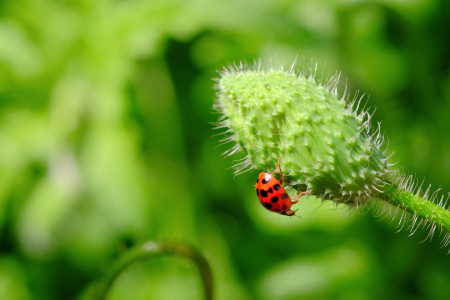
top-left (1, 0), bottom-right (450, 299)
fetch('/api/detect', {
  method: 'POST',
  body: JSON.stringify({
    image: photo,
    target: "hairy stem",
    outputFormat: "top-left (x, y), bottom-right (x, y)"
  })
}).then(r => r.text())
top-left (376, 184), bottom-right (450, 241)
top-left (89, 241), bottom-right (213, 300)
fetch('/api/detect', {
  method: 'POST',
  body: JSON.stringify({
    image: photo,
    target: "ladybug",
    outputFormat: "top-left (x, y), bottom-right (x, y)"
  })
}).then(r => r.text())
top-left (255, 158), bottom-right (308, 217)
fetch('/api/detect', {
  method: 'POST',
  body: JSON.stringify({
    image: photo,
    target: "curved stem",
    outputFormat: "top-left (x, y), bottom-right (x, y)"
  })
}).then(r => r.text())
top-left (90, 241), bottom-right (213, 300)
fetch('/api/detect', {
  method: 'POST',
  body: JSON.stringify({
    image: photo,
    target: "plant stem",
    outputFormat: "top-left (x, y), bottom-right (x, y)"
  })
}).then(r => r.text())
top-left (89, 241), bottom-right (213, 300)
top-left (376, 184), bottom-right (450, 240)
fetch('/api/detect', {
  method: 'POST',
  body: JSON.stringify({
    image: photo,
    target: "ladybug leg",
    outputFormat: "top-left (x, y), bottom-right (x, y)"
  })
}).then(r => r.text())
top-left (277, 157), bottom-right (284, 185)
top-left (267, 157), bottom-right (284, 183)
top-left (292, 191), bottom-right (310, 204)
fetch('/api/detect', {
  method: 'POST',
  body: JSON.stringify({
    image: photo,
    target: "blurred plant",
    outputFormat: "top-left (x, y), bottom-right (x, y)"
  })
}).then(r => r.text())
top-left (87, 241), bottom-right (213, 300)
top-left (213, 58), bottom-right (450, 250)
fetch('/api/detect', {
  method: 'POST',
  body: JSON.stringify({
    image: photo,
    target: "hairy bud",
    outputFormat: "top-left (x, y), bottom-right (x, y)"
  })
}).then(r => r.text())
top-left (214, 60), bottom-right (390, 208)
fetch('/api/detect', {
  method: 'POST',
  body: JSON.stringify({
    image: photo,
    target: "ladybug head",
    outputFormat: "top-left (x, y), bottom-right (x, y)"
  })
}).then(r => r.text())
top-left (282, 209), bottom-right (300, 218)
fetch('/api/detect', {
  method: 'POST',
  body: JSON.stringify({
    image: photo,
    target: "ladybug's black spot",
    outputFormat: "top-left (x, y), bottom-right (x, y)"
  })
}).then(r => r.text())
top-left (280, 193), bottom-right (289, 200)
top-left (271, 197), bottom-right (279, 203)
top-left (256, 189), bottom-right (259, 197)
top-left (264, 202), bottom-right (272, 210)
top-left (273, 184), bottom-right (281, 191)
top-left (281, 205), bottom-right (287, 210)
top-left (268, 187), bottom-right (273, 194)
top-left (260, 189), bottom-right (268, 198)
top-left (256, 178), bottom-right (259, 184)
top-left (262, 178), bottom-right (267, 184)
top-left (275, 209), bottom-right (281, 212)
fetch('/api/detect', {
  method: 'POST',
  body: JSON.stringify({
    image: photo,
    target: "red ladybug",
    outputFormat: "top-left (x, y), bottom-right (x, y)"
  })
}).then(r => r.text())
top-left (255, 158), bottom-right (308, 217)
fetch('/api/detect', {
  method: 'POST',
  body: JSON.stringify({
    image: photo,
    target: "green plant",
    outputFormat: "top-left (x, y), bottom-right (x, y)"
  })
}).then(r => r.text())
top-left (87, 241), bottom-right (213, 300)
top-left (213, 59), bottom-right (450, 249)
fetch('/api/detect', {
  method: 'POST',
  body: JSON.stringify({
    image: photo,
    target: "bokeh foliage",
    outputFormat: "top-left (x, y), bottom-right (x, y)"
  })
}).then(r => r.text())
top-left (0, 0), bottom-right (450, 299)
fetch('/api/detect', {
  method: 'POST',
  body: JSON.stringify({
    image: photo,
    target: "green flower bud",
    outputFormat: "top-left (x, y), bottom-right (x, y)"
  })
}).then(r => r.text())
top-left (214, 60), bottom-right (389, 208)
